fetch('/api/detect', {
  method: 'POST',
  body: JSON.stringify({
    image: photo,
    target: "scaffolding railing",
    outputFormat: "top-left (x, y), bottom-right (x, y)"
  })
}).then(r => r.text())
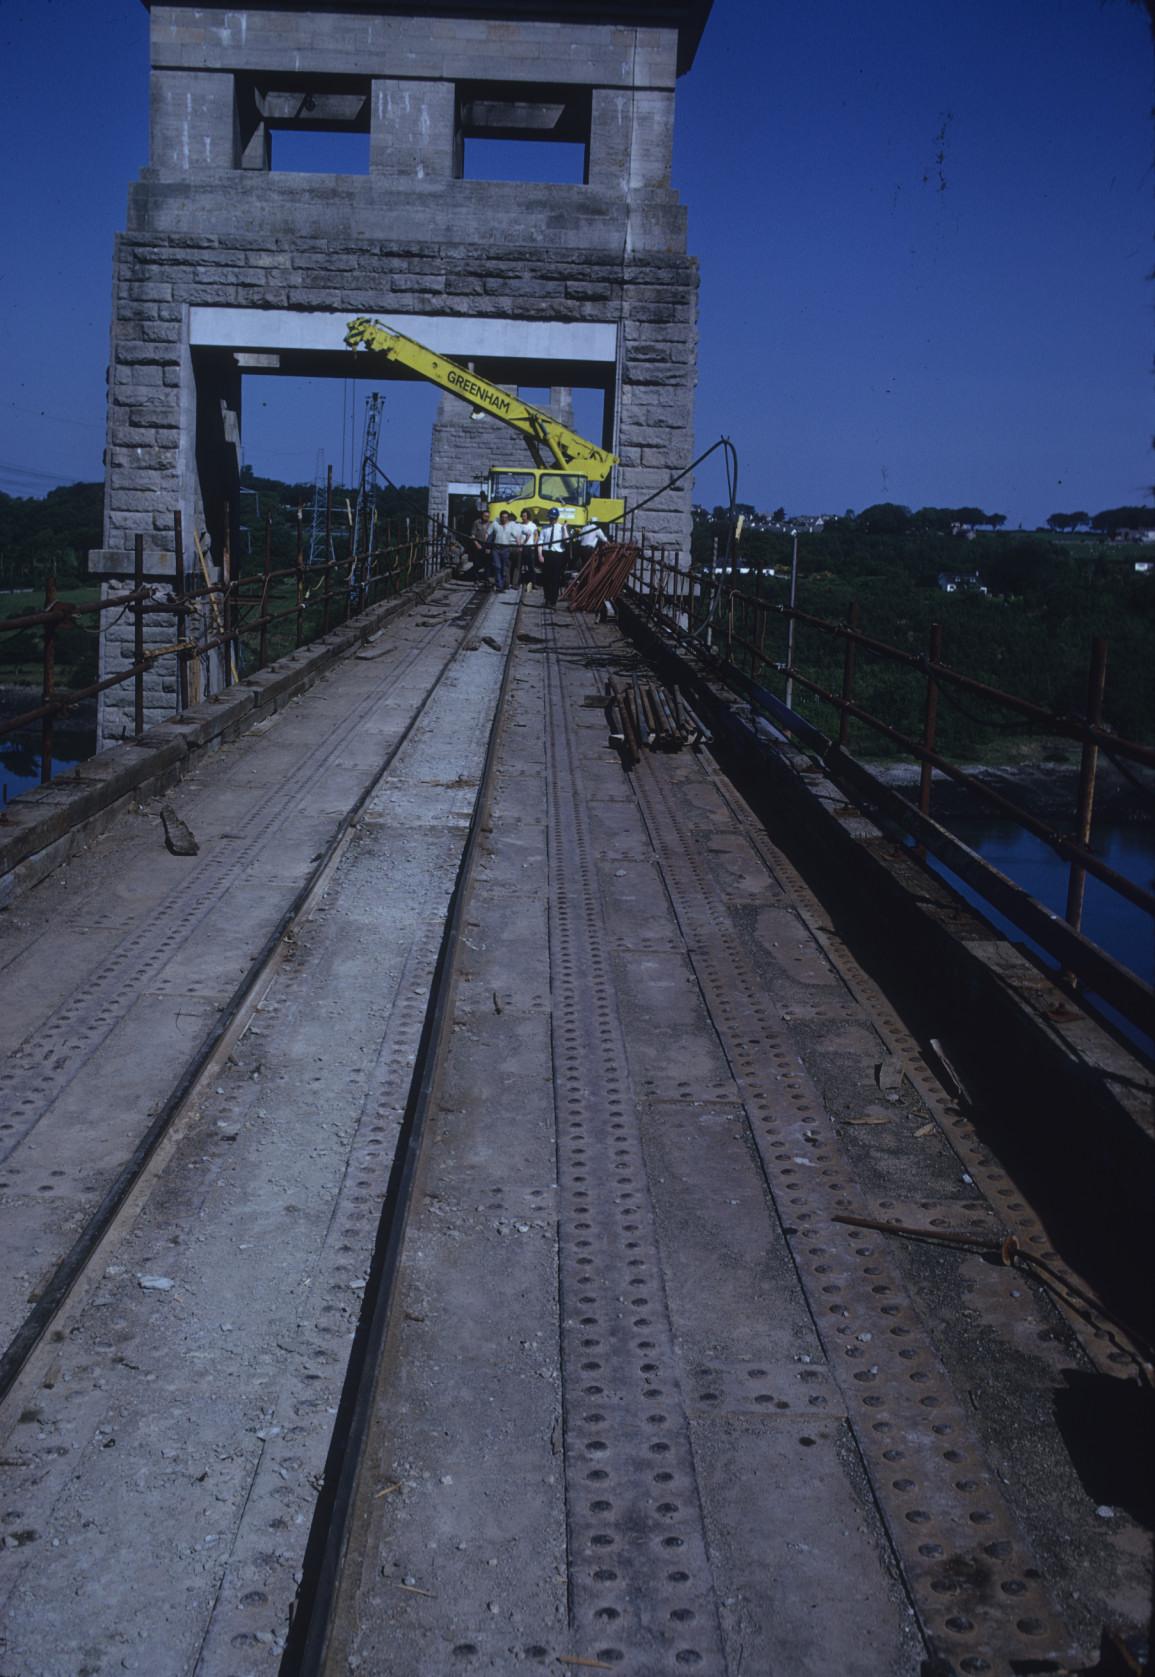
top-left (1, 493), bottom-right (458, 785)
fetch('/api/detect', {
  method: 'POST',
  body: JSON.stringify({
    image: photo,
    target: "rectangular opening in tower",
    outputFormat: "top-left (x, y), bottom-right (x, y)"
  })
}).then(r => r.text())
top-left (240, 375), bottom-right (440, 496)
top-left (271, 130), bottom-right (370, 173)
top-left (457, 82), bottom-right (590, 183)
top-left (237, 74), bottom-right (371, 173)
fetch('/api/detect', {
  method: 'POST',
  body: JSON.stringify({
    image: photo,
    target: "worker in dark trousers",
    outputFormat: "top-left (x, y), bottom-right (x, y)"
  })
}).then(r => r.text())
top-left (489, 509), bottom-right (518, 590)
top-left (515, 508), bottom-right (539, 591)
top-left (466, 508), bottom-right (493, 577)
top-left (539, 510), bottom-right (570, 607)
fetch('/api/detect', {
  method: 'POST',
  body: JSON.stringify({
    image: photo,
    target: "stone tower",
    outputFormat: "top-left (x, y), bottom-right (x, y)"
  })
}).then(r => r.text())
top-left (94, 0), bottom-right (713, 739)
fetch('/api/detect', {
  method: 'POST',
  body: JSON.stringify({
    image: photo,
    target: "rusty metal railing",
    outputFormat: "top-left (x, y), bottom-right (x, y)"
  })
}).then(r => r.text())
top-left (1, 493), bottom-right (457, 788)
top-left (617, 547), bottom-right (1154, 1039)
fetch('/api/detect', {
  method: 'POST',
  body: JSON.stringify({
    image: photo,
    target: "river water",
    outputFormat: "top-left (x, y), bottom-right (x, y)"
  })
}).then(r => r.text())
top-left (1, 729), bottom-right (97, 806)
top-left (925, 816), bottom-right (1154, 1056)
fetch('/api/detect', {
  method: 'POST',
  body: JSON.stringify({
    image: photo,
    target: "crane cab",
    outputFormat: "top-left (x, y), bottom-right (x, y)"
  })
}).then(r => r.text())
top-left (486, 468), bottom-right (624, 531)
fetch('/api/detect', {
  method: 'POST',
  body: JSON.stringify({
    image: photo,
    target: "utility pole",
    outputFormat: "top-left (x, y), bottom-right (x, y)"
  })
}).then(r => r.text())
top-left (307, 449), bottom-right (326, 567)
top-left (351, 393), bottom-right (384, 573)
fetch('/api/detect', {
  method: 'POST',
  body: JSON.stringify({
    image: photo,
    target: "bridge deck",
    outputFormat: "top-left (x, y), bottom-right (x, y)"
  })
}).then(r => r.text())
top-left (0, 580), bottom-right (1148, 1676)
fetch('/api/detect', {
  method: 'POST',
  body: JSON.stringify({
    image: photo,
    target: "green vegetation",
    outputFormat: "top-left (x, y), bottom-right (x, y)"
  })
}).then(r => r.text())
top-left (230, 469), bottom-right (434, 670)
top-left (0, 482), bottom-right (102, 588)
top-left (237, 466), bottom-right (430, 564)
top-left (0, 586), bottom-right (102, 693)
top-left (0, 473), bottom-right (431, 699)
top-left (691, 504), bottom-right (1155, 760)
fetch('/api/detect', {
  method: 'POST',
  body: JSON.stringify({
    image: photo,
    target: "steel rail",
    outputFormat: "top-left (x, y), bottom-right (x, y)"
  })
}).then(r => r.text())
top-left (282, 600), bottom-right (520, 1677)
top-left (780, 602), bottom-right (1155, 770)
top-left (0, 587), bottom-right (494, 1410)
top-left (824, 743), bottom-right (1155, 1037)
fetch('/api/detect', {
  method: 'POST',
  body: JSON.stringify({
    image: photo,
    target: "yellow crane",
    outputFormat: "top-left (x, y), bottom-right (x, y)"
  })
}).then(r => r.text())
top-left (344, 317), bottom-right (624, 529)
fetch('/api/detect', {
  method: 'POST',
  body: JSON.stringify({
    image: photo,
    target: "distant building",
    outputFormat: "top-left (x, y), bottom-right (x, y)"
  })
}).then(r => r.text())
top-left (767, 514), bottom-right (834, 533)
top-left (937, 571), bottom-right (988, 595)
top-left (1114, 528), bottom-right (1155, 545)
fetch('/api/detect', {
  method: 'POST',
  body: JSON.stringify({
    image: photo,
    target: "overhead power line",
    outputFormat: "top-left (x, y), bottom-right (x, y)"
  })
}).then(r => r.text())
top-left (0, 459), bottom-right (93, 488)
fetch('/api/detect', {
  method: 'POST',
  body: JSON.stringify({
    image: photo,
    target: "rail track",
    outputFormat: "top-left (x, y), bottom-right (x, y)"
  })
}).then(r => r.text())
top-left (0, 582), bottom-right (492, 1403)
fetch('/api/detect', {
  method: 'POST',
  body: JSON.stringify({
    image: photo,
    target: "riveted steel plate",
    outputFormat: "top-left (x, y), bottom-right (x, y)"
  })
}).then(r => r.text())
top-left (684, 1357), bottom-right (845, 1419)
top-left (628, 759), bottom-right (1076, 1676)
top-left (746, 825), bottom-right (1150, 1385)
top-left (544, 632), bottom-right (727, 1673)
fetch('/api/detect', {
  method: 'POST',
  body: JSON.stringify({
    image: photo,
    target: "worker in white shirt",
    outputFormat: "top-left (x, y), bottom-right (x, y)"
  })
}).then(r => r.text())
top-left (488, 509), bottom-right (519, 590)
top-left (539, 510), bottom-right (571, 607)
top-left (515, 508), bottom-right (539, 590)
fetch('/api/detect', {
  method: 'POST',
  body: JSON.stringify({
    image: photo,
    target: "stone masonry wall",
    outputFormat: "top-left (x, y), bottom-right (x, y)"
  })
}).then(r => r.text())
top-left (103, 225), bottom-right (697, 541)
top-left (98, 229), bottom-right (696, 738)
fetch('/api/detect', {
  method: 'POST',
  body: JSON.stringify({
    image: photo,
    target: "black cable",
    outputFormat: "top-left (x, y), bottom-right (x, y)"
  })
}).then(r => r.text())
top-left (721, 438), bottom-right (739, 567)
top-left (613, 434), bottom-right (738, 528)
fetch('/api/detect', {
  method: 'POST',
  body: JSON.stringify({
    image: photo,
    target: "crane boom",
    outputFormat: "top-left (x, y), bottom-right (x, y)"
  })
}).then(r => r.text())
top-left (344, 317), bottom-right (621, 516)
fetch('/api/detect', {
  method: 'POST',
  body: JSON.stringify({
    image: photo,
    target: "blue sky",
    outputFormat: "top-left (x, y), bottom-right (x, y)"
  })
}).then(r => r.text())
top-left (0, 0), bottom-right (1150, 527)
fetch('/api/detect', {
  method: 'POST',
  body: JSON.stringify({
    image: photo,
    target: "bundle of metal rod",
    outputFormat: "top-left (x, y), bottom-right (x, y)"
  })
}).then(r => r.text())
top-left (605, 676), bottom-right (641, 766)
top-left (605, 675), bottom-right (642, 765)
top-left (676, 689), bottom-right (714, 746)
top-left (605, 677), bottom-right (708, 757)
top-left (565, 542), bottom-right (640, 612)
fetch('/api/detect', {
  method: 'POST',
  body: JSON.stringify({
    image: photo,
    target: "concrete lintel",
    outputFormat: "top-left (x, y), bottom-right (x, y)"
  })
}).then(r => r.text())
top-left (189, 306), bottom-right (618, 363)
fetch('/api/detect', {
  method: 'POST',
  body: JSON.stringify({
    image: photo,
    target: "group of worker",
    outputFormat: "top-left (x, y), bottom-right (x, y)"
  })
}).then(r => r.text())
top-left (468, 507), bottom-right (607, 608)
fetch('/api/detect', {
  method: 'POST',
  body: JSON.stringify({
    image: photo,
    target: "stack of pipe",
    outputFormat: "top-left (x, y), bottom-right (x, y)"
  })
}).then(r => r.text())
top-left (605, 677), bottom-right (712, 766)
top-left (565, 542), bottom-right (640, 613)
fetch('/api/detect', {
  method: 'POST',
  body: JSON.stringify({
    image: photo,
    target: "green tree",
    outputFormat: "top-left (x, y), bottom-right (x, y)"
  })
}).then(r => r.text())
top-left (913, 506), bottom-right (956, 534)
top-left (855, 503), bottom-right (913, 536)
top-left (1090, 505), bottom-right (1155, 534)
top-left (980, 537), bottom-right (1059, 596)
top-left (0, 482), bottom-right (102, 586)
